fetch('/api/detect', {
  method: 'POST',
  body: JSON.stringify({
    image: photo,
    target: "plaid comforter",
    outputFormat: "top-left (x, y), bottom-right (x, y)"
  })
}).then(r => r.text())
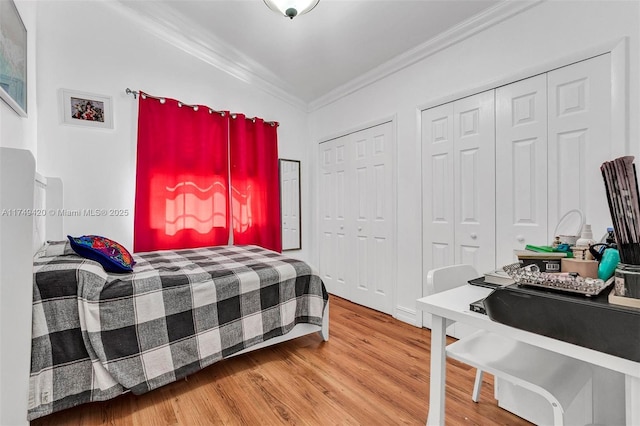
top-left (29, 245), bottom-right (328, 420)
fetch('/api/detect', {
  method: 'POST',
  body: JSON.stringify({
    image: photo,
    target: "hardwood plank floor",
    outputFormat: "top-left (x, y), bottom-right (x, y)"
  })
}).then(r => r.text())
top-left (32, 296), bottom-right (531, 425)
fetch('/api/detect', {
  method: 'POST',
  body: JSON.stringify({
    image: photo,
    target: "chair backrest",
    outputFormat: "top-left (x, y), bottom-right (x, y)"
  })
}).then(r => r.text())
top-left (426, 264), bottom-right (479, 295)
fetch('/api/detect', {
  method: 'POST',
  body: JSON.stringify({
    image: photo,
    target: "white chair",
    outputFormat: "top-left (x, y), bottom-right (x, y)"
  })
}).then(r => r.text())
top-left (426, 264), bottom-right (592, 426)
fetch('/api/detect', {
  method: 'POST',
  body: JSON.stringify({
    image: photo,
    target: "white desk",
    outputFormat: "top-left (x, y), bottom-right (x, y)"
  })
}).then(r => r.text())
top-left (416, 285), bottom-right (640, 426)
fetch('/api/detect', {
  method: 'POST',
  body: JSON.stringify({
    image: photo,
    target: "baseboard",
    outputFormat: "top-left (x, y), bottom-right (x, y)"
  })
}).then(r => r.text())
top-left (394, 306), bottom-right (419, 327)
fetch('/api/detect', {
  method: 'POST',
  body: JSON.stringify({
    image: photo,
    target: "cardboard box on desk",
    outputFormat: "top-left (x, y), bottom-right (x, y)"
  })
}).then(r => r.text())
top-left (561, 258), bottom-right (599, 278)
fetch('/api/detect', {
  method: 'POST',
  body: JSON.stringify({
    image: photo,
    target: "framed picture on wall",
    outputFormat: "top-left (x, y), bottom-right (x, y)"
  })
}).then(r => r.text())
top-left (61, 89), bottom-right (113, 129)
top-left (0, 0), bottom-right (27, 117)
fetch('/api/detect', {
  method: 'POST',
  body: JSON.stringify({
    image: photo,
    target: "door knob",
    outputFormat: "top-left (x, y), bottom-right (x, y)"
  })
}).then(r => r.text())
top-left (358, 227), bottom-right (362, 232)
top-left (340, 225), bottom-right (344, 229)
top-left (470, 233), bottom-right (478, 239)
top-left (517, 235), bottom-right (525, 243)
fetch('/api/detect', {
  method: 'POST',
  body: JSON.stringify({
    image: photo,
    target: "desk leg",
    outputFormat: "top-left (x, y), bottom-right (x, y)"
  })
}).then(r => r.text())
top-left (626, 374), bottom-right (640, 425)
top-left (426, 314), bottom-right (447, 426)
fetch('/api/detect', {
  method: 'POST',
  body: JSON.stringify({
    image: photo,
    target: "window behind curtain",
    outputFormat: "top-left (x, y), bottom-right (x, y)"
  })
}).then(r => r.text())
top-left (229, 114), bottom-right (282, 252)
top-left (134, 96), bottom-right (230, 252)
top-left (134, 96), bottom-right (282, 253)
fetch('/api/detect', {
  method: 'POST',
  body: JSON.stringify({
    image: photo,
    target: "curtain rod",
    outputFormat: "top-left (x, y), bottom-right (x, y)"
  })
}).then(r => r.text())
top-left (125, 88), bottom-right (278, 127)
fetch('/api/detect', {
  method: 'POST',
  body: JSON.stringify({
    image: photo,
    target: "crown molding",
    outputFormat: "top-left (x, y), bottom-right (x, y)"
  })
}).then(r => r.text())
top-left (307, 0), bottom-right (544, 112)
top-left (107, 0), bottom-right (543, 114)
top-left (106, 1), bottom-right (308, 111)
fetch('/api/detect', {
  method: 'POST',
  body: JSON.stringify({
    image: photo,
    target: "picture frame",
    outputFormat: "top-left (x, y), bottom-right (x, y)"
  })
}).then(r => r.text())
top-left (61, 89), bottom-right (113, 129)
top-left (0, 0), bottom-right (27, 117)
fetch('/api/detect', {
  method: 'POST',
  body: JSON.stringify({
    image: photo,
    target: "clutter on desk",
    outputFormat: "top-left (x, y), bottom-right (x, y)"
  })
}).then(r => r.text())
top-left (502, 262), bottom-right (612, 297)
top-left (601, 156), bottom-right (640, 307)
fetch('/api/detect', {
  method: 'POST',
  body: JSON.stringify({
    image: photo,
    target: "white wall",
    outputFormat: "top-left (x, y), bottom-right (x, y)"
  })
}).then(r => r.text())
top-left (308, 0), bottom-right (640, 325)
top-left (36, 1), bottom-right (311, 258)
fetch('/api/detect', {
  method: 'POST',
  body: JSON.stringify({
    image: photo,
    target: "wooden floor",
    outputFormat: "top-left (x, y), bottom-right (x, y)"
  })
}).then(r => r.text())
top-left (33, 296), bottom-right (531, 425)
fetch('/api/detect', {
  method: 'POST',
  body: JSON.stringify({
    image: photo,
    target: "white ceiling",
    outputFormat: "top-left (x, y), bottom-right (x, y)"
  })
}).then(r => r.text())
top-left (118, 0), bottom-right (522, 109)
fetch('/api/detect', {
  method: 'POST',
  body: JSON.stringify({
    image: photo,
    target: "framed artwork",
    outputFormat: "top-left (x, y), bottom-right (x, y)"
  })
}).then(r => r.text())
top-left (0, 0), bottom-right (27, 117)
top-left (61, 89), bottom-right (113, 129)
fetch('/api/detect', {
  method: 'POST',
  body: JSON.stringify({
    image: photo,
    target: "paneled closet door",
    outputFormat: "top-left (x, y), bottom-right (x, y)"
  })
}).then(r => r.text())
top-left (453, 90), bottom-right (496, 274)
top-left (319, 138), bottom-right (349, 299)
top-left (496, 74), bottom-right (548, 267)
top-left (547, 53), bottom-right (612, 239)
top-left (319, 122), bottom-right (395, 314)
top-left (350, 122), bottom-right (395, 314)
top-left (421, 93), bottom-right (495, 331)
top-left (422, 103), bottom-right (455, 272)
top-left (421, 103), bottom-right (455, 328)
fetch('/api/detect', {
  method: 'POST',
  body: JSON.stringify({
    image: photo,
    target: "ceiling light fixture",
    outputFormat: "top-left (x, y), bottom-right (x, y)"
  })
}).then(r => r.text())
top-left (263, 0), bottom-right (320, 19)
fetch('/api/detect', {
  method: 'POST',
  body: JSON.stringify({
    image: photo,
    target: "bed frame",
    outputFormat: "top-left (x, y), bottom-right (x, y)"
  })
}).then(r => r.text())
top-left (0, 147), bottom-right (328, 424)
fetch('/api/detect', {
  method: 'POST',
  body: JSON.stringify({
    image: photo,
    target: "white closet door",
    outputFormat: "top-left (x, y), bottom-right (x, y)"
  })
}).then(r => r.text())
top-left (422, 103), bottom-right (455, 273)
top-left (319, 138), bottom-right (349, 299)
top-left (548, 54), bottom-right (611, 240)
top-left (421, 103), bottom-right (455, 328)
top-left (350, 122), bottom-right (394, 314)
top-left (318, 121), bottom-right (395, 314)
top-left (496, 74), bottom-right (548, 267)
top-left (454, 90), bottom-right (496, 274)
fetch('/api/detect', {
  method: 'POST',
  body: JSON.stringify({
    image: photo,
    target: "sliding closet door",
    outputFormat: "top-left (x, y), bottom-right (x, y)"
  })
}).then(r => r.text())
top-left (350, 122), bottom-right (394, 314)
top-left (319, 138), bottom-right (349, 299)
top-left (453, 90), bottom-right (496, 274)
top-left (547, 54), bottom-right (612, 239)
top-left (496, 74), bottom-right (548, 267)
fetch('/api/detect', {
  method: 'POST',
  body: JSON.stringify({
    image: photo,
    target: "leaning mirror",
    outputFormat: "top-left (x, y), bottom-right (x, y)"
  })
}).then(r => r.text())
top-left (279, 159), bottom-right (301, 251)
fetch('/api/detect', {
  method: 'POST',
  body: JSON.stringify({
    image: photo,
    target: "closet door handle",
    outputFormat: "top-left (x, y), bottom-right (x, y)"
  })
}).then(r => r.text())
top-left (358, 227), bottom-right (363, 232)
top-left (470, 233), bottom-right (478, 240)
top-left (517, 235), bottom-right (525, 243)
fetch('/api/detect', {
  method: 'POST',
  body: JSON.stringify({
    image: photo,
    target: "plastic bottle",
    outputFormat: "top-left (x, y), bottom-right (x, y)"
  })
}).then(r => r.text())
top-left (576, 224), bottom-right (596, 247)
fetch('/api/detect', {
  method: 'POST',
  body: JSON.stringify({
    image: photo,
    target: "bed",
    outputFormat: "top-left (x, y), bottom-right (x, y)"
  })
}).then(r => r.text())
top-left (0, 148), bottom-right (329, 424)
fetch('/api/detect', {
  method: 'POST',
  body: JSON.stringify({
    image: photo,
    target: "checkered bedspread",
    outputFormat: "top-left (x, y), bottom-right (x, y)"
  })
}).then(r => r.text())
top-left (29, 244), bottom-right (327, 420)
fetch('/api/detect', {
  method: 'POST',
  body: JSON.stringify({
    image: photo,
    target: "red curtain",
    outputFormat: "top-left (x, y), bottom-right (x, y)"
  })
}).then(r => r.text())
top-left (229, 114), bottom-right (282, 252)
top-left (134, 95), bottom-right (230, 252)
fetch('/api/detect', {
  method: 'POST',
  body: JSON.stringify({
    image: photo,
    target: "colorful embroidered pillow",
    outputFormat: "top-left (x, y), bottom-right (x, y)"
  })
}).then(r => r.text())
top-left (67, 235), bottom-right (136, 273)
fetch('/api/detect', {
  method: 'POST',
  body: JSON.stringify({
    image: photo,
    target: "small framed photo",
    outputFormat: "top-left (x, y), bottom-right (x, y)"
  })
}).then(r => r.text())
top-left (61, 89), bottom-right (113, 129)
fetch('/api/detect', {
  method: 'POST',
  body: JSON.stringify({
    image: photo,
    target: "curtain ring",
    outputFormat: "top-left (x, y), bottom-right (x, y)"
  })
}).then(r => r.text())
top-left (193, 106), bottom-right (199, 111)
top-left (141, 93), bottom-right (147, 100)
top-left (160, 98), bottom-right (166, 104)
